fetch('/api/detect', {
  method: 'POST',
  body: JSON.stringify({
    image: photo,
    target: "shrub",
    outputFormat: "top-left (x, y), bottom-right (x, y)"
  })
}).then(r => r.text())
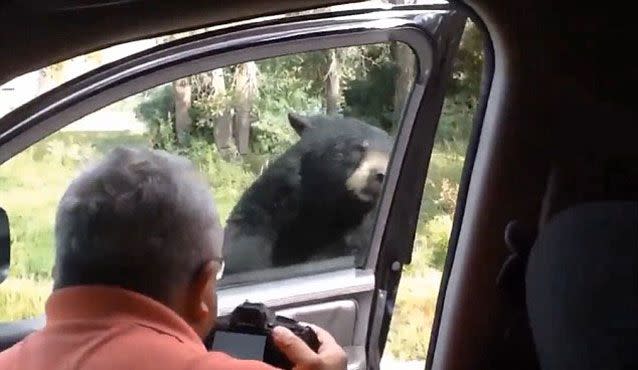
top-left (180, 137), bottom-right (256, 222)
top-left (0, 278), bottom-right (52, 320)
top-left (424, 214), bottom-right (454, 270)
top-left (385, 268), bottom-right (442, 360)
top-left (250, 114), bottom-right (298, 156)
top-left (134, 84), bottom-right (176, 149)
top-left (434, 96), bottom-right (474, 155)
top-left (342, 61), bottom-right (397, 131)
top-left (434, 178), bottom-right (459, 215)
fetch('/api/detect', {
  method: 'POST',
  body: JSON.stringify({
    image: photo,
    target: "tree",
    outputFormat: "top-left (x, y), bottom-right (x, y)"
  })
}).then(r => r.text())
top-left (211, 68), bottom-right (234, 152)
top-left (447, 19), bottom-right (483, 99)
top-left (342, 61), bottom-right (397, 132)
top-left (340, 43), bottom-right (398, 132)
top-left (159, 34), bottom-right (193, 144)
top-left (324, 49), bottom-right (341, 115)
top-left (232, 62), bottom-right (259, 154)
top-left (389, 0), bottom-right (417, 133)
top-left (172, 77), bottom-right (192, 143)
top-left (391, 41), bottom-right (416, 130)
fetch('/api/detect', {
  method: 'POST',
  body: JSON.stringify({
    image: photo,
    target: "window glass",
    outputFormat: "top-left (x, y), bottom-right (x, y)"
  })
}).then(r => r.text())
top-left (0, 41), bottom-right (417, 320)
top-left (381, 19), bottom-right (484, 368)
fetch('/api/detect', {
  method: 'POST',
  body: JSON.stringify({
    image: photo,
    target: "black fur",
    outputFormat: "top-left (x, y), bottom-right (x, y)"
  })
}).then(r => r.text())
top-left (223, 113), bottom-right (392, 274)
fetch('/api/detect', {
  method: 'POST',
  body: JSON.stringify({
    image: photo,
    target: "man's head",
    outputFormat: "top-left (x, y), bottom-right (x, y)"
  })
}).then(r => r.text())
top-left (53, 146), bottom-right (223, 337)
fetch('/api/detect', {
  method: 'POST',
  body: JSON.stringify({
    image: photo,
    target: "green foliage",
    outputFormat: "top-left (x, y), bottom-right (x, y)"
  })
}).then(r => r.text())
top-left (342, 62), bottom-right (397, 131)
top-left (133, 43), bottom-right (408, 158)
top-left (434, 95), bottom-right (475, 155)
top-left (0, 278), bottom-right (51, 321)
top-left (255, 53), bottom-right (324, 114)
top-left (189, 73), bottom-right (233, 142)
top-left (250, 117), bottom-right (298, 156)
top-left (181, 137), bottom-right (256, 222)
top-left (135, 84), bottom-right (174, 129)
top-left (134, 84), bottom-right (177, 150)
top-left (340, 20), bottom-right (483, 149)
top-left (249, 54), bottom-right (325, 155)
top-left (340, 43), bottom-right (398, 131)
top-left (447, 20), bottom-right (484, 98)
top-left (423, 214), bottom-right (454, 269)
top-left (339, 43), bottom-right (394, 83)
top-left (190, 70), bottom-right (234, 121)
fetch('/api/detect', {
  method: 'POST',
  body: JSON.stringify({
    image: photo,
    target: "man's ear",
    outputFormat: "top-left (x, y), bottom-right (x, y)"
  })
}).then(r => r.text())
top-left (186, 261), bottom-right (216, 322)
top-left (288, 113), bottom-right (313, 136)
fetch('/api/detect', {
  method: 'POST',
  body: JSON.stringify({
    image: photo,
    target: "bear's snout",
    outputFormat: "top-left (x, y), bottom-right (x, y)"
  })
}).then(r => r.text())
top-left (346, 150), bottom-right (389, 203)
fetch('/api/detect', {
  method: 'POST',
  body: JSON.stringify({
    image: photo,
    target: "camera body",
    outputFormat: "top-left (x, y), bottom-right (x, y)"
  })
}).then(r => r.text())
top-left (206, 301), bottom-right (320, 369)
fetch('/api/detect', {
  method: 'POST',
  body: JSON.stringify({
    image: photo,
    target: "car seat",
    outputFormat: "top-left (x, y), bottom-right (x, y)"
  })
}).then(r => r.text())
top-left (525, 201), bottom-right (638, 370)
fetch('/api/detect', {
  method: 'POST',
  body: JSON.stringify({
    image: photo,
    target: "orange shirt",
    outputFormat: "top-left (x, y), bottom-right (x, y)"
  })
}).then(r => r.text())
top-left (0, 286), bottom-right (278, 370)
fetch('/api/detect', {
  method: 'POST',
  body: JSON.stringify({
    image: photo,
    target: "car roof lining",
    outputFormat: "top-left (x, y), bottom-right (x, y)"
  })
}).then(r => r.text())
top-left (0, 0), bottom-right (358, 84)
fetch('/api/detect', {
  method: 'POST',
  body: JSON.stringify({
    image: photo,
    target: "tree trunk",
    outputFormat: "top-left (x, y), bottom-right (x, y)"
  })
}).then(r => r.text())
top-left (232, 62), bottom-right (258, 154)
top-left (172, 77), bottom-right (192, 144)
top-left (211, 68), bottom-right (233, 152)
top-left (162, 34), bottom-right (192, 144)
top-left (390, 0), bottom-right (417, 133)
top-left (324, 49), bottom-right (341, 115)
top-left (391, 41), bottom-right (416, 130)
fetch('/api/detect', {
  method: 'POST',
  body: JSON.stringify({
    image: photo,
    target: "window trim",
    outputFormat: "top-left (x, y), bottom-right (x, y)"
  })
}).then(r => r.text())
top-left (218, 268), bottom-right (374, 316)
top-left (426, 3), bottom-right (497, 369)
top-left (367, 8), bottom-right (469, 360)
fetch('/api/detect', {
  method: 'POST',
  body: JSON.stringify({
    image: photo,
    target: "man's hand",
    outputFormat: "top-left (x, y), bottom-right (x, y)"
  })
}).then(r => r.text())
top-left (272, 324), bottom-right (347, 370)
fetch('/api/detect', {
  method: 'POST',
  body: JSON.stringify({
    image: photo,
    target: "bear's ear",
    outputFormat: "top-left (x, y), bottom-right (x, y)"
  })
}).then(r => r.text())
top-left (288, 113), bottom-right (313, 136)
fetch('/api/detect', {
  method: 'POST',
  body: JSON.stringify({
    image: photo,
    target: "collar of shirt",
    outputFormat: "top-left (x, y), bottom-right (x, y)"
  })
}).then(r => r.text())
top-left (44, 285), bottom-right (204, 347)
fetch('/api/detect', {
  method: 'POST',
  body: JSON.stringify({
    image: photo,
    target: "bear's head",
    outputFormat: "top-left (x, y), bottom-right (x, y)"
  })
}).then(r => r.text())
top-left (287, 113), bottom-right (392, 209)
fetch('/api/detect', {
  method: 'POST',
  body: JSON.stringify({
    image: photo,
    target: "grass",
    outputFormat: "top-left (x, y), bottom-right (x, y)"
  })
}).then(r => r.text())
top-left (386, 268), bottom-right (442, 360)
top-left (0, 130), bottom-right (465, 361)
top-left (0, 278), bottom-right (52, 321)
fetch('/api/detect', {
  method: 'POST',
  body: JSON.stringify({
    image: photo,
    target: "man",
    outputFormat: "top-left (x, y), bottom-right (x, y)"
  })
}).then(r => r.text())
top-left (0, 146), bottom-right (346, 370)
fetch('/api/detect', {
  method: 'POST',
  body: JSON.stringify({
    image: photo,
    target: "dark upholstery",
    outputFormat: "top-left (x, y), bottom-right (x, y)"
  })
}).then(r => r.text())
top-left (526, 201), bottom-right (638, 370)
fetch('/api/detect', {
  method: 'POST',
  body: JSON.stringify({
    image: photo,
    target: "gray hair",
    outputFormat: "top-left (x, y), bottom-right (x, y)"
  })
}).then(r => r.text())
top-left (53, 146), bottom-right (222, 302)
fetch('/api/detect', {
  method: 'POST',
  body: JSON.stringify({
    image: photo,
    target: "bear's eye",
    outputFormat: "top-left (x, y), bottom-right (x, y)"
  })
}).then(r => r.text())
top-left (356, 140), bottom-right (370, 153)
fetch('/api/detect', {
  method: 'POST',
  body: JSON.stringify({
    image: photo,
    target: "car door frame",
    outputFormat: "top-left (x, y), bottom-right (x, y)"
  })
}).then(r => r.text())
top-left (0, 5), bottom-right (467, 369)
top-left (366, 10), bottom-right (467, 363)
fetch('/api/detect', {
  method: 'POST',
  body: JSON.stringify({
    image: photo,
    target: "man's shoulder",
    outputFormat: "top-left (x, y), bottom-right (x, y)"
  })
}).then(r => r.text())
top-left (0, 340), bottom-right (22, 369)
top-left (0, 326), bottom-right (279, 370)
top-left (91, 327), bottom-right (278, 370)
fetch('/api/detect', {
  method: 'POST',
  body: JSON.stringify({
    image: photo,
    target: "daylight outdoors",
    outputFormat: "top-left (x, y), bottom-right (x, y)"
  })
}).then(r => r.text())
top-left (0, 17), bottom-right (483, 364)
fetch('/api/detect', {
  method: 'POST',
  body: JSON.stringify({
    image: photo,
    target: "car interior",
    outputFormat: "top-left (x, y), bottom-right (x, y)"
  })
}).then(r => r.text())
top-left (1, 1), bottom-right (637, 370)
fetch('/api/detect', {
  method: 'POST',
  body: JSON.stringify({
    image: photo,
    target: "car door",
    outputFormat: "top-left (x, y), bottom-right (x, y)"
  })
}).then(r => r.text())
top-left (0, 4), bottom-right (466, 370)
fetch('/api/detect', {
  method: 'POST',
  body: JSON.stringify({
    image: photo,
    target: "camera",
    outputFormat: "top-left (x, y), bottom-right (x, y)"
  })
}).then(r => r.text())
top-left (205, 301), bottom-right (320, 369)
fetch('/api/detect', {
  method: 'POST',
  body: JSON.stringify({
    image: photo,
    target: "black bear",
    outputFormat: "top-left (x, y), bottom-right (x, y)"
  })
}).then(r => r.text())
top-left (222, 113), bottom-right (392, 274)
